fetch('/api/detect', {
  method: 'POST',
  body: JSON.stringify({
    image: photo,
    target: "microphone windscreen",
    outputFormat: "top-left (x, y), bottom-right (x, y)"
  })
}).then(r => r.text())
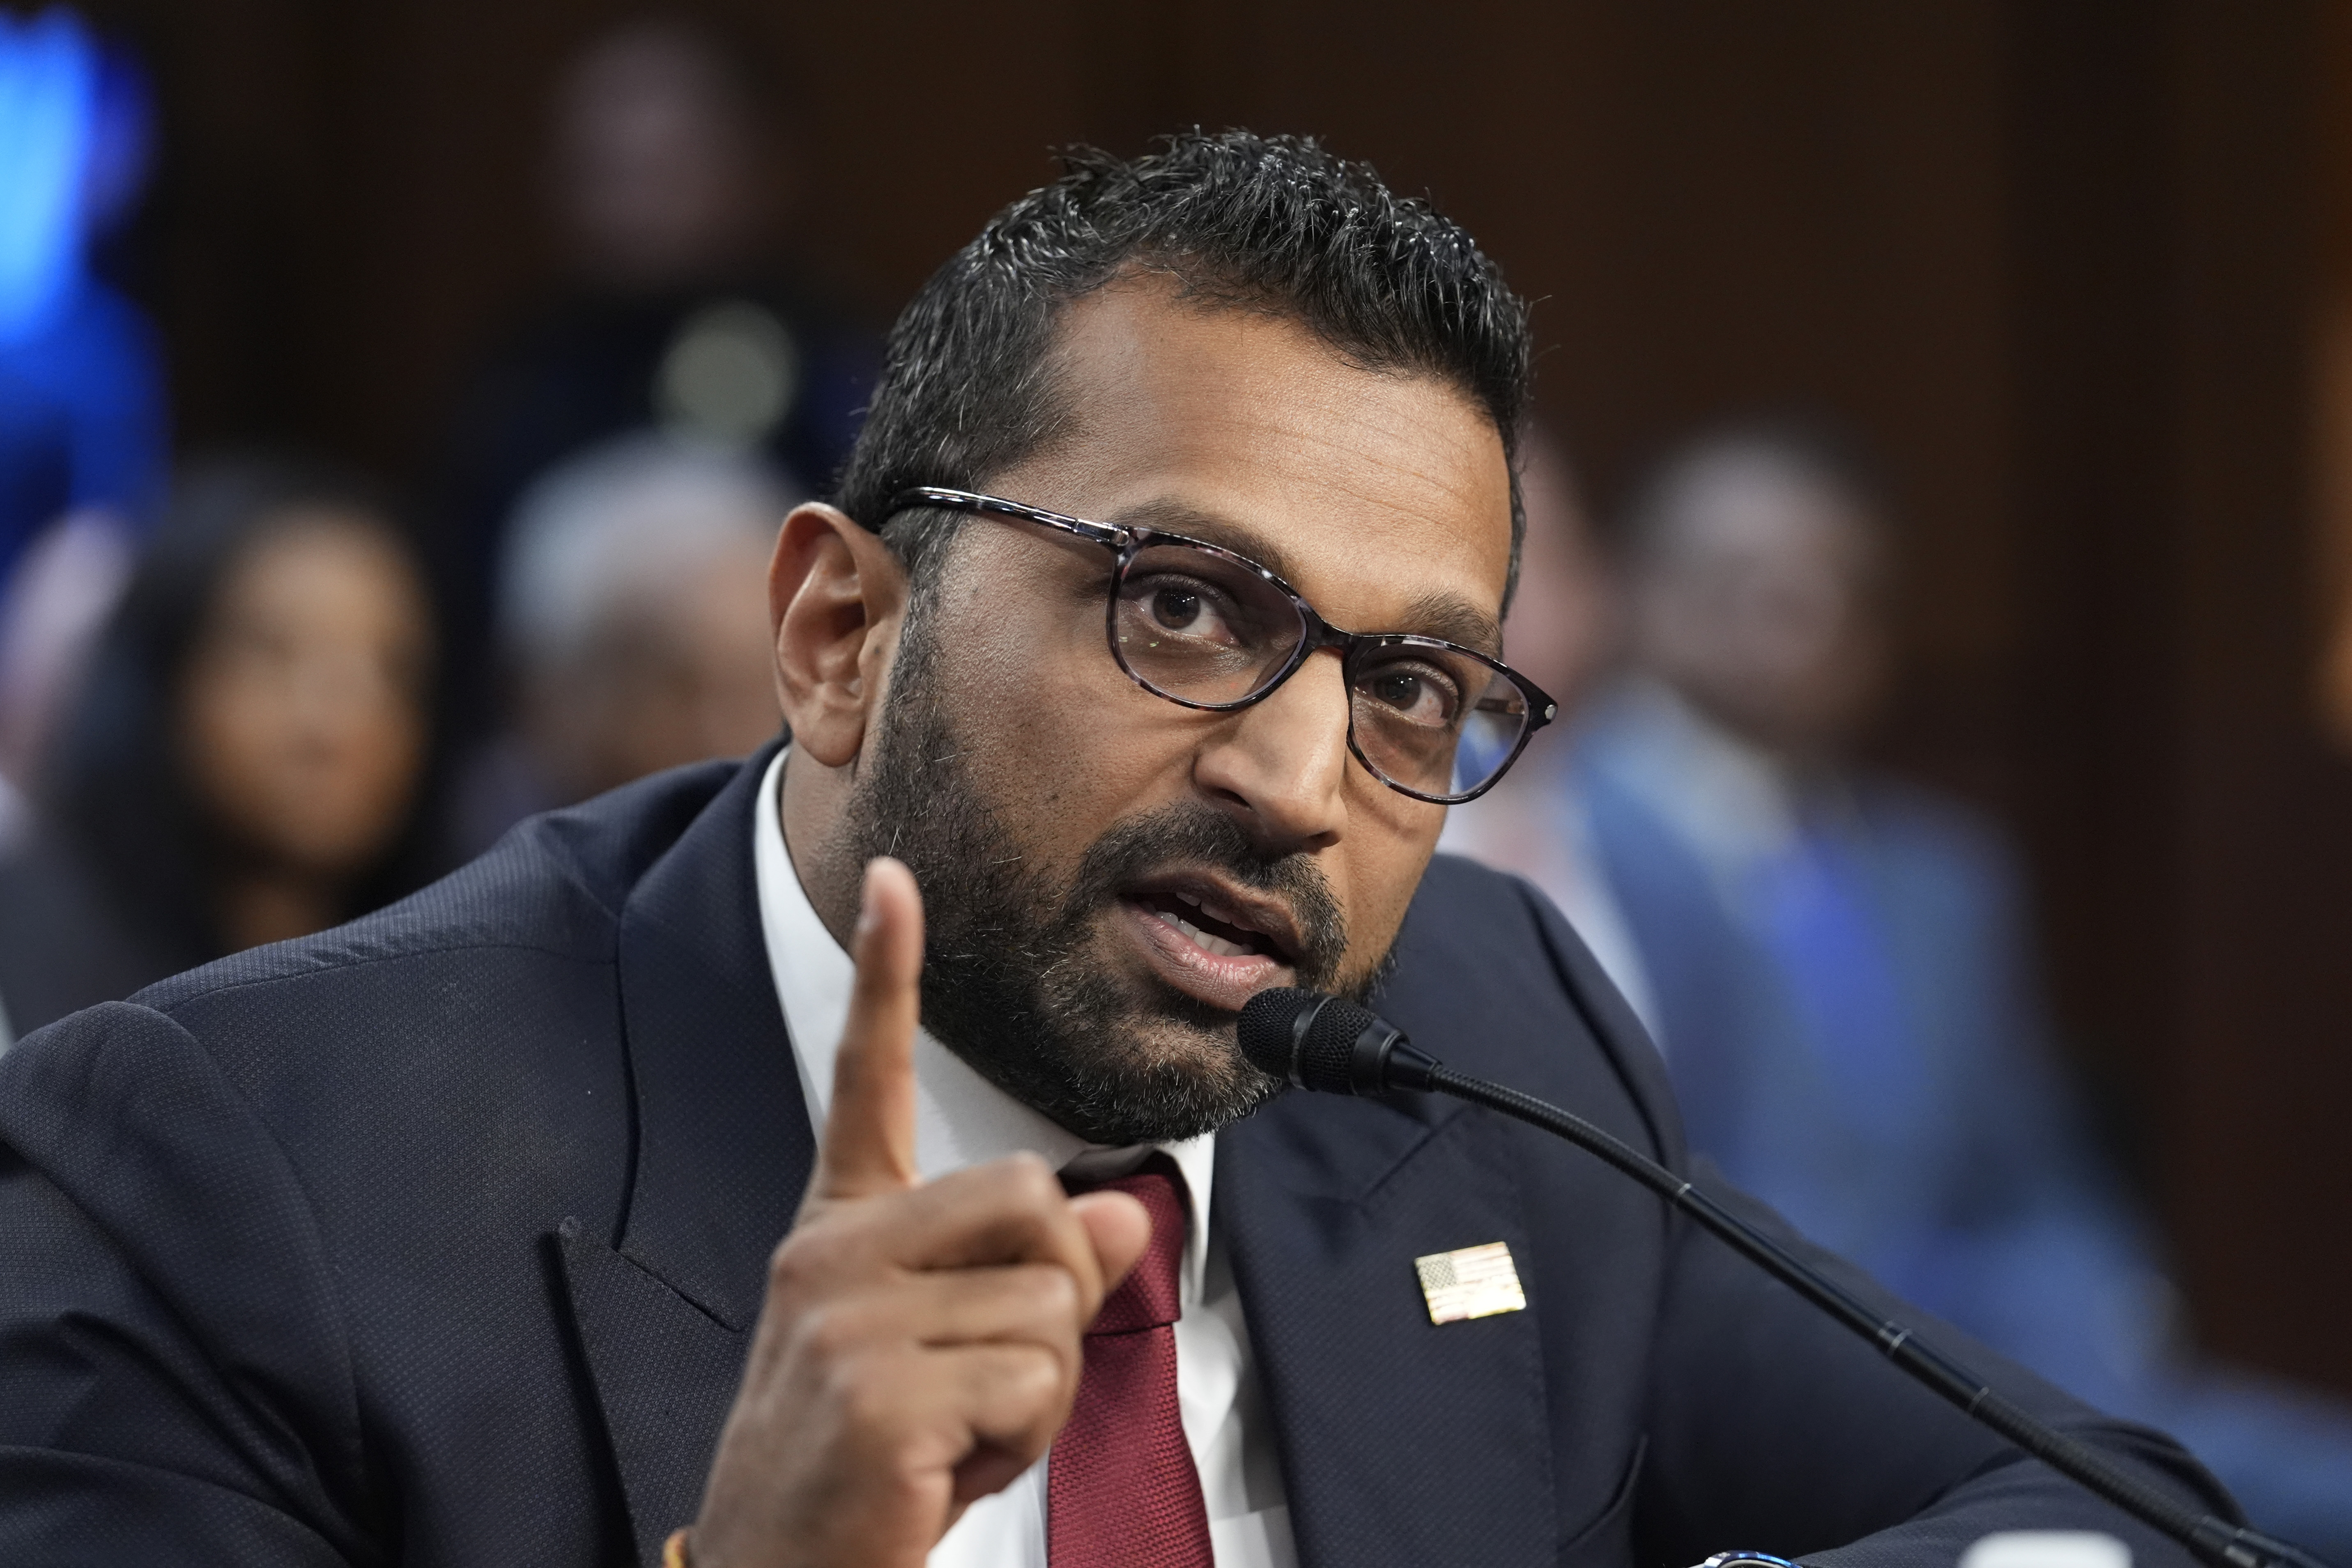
top-left (1237, 988), bottom-right (1318, 1078)
top-left (1238, 987), bottom-right (1383, 1093)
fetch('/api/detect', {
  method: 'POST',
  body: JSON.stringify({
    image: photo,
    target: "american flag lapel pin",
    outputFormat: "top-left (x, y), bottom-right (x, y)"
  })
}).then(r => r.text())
top-left (1414, 1241), bottom-right (1527, 1324)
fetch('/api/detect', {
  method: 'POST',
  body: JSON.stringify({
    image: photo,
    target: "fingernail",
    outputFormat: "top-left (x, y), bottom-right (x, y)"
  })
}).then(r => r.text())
top-left (856, 863), bottom-right (881, 937)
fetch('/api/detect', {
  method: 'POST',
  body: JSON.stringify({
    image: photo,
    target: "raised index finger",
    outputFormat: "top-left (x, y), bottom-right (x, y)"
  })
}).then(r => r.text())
top-left (810, 856), bottom-right (925, 1202)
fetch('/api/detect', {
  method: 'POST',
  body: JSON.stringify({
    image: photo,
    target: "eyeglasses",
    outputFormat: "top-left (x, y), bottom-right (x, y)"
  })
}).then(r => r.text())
top-left (885, 487), bottom-right (1557, 804)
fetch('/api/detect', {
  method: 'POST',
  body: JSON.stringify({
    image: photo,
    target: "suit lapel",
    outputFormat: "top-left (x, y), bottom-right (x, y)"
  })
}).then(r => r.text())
top-left (549, 755), bottom-right (1570, 1566)
top-left (1220, 1084), bottom-right (1558, 1568)
top-left (555, 1222), bottom-right (750, 1567)
top-left (554, 746), bottom-right (817, 1564)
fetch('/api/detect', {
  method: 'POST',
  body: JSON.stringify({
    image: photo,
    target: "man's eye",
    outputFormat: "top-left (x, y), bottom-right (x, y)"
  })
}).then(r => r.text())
top-left (1151, 587), bottom-right (1203, 630)
top-left (1365, 666), bottom-right (1462, 725)
top-left (1131, 578), bottom-right (1242, 644)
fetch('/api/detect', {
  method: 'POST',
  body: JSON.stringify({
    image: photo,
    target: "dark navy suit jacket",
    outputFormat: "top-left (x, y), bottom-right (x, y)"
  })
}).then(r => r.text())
top-left (0, 747), bottom-right (2230, 1566)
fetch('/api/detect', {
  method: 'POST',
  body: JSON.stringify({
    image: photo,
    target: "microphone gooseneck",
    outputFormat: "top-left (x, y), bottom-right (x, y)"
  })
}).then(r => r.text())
top-left (1234, 988), bottom-right (2331, 1568)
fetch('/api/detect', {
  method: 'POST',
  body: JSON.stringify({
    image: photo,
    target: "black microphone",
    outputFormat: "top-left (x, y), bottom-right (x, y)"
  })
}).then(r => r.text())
top-left (1237, 987), bottom-right (2330, 1568)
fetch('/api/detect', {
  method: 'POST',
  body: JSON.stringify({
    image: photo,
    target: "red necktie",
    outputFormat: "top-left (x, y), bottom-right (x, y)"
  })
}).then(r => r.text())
top-left (1048, 1156), bottom-right (1214, 1568)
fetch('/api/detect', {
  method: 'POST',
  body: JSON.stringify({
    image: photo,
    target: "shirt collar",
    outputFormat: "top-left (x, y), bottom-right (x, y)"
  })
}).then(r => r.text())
top-left (751, 748), bottom-right (1215, 1298)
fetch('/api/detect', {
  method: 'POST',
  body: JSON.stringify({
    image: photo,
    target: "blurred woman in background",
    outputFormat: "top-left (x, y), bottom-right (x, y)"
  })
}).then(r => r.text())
top-left (0, 456), bottom-right (439, 1039)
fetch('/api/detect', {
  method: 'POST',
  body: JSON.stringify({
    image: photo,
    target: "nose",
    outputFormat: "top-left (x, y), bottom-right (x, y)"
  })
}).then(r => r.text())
top-left (1190, 647), bottom-right (1352, 853)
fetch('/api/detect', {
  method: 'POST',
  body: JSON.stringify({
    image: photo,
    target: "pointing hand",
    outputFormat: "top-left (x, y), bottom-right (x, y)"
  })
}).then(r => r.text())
top-left (690, 858), bottom-right (1149, 1568)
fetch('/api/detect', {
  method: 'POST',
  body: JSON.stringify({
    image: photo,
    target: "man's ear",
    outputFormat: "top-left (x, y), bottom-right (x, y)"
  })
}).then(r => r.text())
top-left (769, 502), bottom-right (908, 768)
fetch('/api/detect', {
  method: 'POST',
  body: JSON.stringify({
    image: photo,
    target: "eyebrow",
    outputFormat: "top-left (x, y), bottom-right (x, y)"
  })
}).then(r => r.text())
top-left (1107, 497), bottom-right (1299, 583)
top-left (1397, 592), bottom-right (1504, 658)
top-left (1105, 496), bottom-right (1506, 658)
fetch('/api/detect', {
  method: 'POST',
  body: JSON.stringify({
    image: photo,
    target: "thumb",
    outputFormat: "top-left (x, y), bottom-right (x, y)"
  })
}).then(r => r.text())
top-left (810, 856), bottom-right (925, 1202)
top-left (1067, 1190), bottom-right (1152, 1302)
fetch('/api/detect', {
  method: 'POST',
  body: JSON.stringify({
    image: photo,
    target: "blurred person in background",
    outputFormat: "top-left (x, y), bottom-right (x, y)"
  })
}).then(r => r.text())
top-left (434, 14), bottom-right (876, 749)
top-left (1542, 418), bottom-right (2352, 1554)
top-left (0, 457), bottom-right (439, 1041)
top-left (1438, 424), bottom-right (1657, 1031)
top-left (0, 10), bottom-right (168, 837)
top-left (451, 431), bottom-right (789, 855)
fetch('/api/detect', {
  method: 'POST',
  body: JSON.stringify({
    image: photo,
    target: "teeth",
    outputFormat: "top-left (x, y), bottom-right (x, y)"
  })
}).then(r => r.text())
top-left (1163, 909), bottom-right (1251, 960)
top-left (1164, 888), bottom-right (1256, 939)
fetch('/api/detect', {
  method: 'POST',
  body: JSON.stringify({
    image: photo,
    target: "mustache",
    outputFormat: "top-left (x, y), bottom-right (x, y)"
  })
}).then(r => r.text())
top-left (1059, 798), bottom-right (1350, 990)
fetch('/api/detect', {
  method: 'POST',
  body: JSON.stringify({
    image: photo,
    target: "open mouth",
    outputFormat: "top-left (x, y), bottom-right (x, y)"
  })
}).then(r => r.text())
top-left (1117, 872), bottom-right (1304, 1010)
top-left (1137, 887), bottom-right (1286, 959)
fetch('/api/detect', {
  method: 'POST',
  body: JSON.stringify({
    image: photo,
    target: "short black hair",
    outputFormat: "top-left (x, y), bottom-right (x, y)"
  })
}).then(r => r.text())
top-left (835, 130), bottom-right (1534, 598)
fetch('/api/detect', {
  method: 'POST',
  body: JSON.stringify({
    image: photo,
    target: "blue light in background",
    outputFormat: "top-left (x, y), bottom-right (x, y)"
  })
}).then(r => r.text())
top-left (0, 4), bottom-right (165, 593)
top-left (0, 9), bottom-right (98, 343)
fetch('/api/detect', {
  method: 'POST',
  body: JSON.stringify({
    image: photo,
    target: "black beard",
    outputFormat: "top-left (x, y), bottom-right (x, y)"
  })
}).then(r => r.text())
top-left (839, 614), bottom-right (1386, 1146)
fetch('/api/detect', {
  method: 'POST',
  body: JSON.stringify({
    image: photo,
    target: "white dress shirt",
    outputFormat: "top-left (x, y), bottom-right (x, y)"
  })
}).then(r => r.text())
top-left (751, 750), bottom-right (1297, 1567)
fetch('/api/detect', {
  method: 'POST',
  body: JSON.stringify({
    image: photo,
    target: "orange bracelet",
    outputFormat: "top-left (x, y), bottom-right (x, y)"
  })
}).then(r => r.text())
top-left (663, 1528), bottom-right (693, 1568)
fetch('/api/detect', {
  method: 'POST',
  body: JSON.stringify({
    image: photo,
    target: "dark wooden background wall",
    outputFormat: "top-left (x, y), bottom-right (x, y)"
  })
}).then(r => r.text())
top-left (71, 0), bottom-right (2352, 1393)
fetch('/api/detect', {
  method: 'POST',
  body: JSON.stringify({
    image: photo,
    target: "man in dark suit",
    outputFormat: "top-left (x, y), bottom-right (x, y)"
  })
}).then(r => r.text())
top-left (0, 132), bottom-right (2230, 1568)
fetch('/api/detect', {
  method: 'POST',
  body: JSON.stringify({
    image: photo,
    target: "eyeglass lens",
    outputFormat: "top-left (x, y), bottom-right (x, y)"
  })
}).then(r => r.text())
top-left (1109, 538), bottom-right (1531, 800)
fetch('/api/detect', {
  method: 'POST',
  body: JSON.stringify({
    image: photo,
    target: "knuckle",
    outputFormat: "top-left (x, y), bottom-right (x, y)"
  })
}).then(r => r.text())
top-left (999, 1152), bottom-right (1062, 1209)
top-left (793, 1301), bottom-right (868, 1363)
top-left (836, 1356), bottom-right (911, 1433)
top-left (767, 1234), bottom-right (824, 1297)
top-left (1000, 1345), bottom-right (1064, 1409)
top-left (1023, 1263), bottom-right (1080, 1319)
top-left (770, 1214), bottom-right (867, 1295)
